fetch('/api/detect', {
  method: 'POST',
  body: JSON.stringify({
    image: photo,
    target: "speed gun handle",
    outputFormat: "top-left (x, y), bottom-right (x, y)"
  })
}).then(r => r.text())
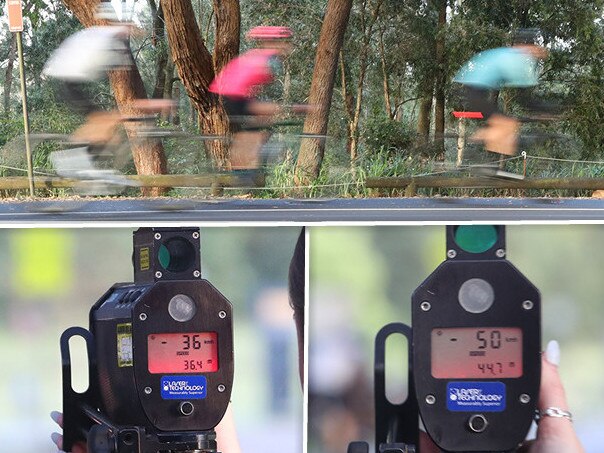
top-left (61, 326), bottom-right (99, 451)
top-left (375, 323), bottom-right (419, 453)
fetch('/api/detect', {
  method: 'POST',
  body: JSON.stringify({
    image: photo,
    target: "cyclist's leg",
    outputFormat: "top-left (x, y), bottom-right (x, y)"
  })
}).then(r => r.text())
top-left (465, 87), bottom-right (520, 156)
top-left (71, 111), bottom-right (121, 146)
top-left (57, 81), bottom-right (120, 148)
top-left (473, 114), bottom-right (520, 156)
top-left (223, 96), bottom-right (272, 171)
top-left (229, 130), bottom-right (271, 170)
top-left (53, 81), bottom-right (125, 183)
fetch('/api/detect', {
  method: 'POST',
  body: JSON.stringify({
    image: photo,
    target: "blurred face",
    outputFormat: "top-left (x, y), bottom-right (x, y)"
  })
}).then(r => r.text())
top-left (260, 39), bottom-right (293, 56)
top-left (516, 44), bottom-right (549, 60)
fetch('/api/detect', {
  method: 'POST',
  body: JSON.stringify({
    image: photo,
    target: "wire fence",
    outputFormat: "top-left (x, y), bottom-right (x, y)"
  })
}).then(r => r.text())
top-left (3, 129), bottom-right (604, 197)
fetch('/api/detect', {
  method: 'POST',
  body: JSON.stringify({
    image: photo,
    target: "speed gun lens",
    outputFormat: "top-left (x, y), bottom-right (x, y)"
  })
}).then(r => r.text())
top-left (158, 237), bottom-right (196, 272)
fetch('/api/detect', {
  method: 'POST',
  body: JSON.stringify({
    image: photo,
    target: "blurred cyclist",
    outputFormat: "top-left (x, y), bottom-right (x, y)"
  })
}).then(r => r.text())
top-left (453, 29), bottom-right (554, 157)
top-left (43, 1), bottom-right (171, 182)
top-left (210, 26), bottom-right (309, 174)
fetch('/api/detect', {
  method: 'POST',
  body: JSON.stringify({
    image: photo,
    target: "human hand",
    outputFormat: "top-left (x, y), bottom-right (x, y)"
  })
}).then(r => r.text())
top-left (130, 98), bottom-right (177, 114)
top-left (215, 405), bottom-right (242, 453)
top-left (50, 411), bottom-right (87, 453)
top-left (518, 340), bottom-right (585, 453)
top-left (420, 340), bottom-right (585, 453)
top-left (291, 103), bottom-right (317, 114)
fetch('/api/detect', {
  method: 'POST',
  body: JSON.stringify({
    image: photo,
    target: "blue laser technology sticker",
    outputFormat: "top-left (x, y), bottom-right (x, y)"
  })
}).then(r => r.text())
top-left (447, 382), bottom-right (506, 412)
top-left (161, 375), bottom-right (207, 400)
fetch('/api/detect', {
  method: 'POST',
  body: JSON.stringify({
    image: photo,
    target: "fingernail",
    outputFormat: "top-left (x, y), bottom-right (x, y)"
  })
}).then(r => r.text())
top-left (51, 431), bottom-right (61, 444)
top-left (545, 340), bottom-right (560, 366)
top-left (50, 411), bottom-right (60, 423)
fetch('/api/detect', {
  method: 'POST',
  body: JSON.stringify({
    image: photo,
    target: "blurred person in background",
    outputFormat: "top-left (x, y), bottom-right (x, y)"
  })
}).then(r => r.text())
top-left (255, 287), bottom-right (295, 414)
top-left (308, 290), bottom-right (373, 453)
top-left (42, 1), bottom-right (172, 181)
top-left (209, 26), bottom-right (311, 178)
top-left (453, 29), bottom-right (559, 157)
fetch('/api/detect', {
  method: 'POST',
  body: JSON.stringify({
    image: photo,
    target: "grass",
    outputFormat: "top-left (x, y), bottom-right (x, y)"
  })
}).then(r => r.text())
top-left (2, 126), bottom-right (604, 199)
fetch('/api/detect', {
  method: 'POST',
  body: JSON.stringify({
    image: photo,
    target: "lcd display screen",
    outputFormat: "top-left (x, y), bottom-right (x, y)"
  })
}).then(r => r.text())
top-left (148, 332), bottom-right (218, 374)
top-left (431, 327), bottom-right (522, 378)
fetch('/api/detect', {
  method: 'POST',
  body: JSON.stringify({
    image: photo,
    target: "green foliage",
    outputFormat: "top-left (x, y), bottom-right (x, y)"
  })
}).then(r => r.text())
top-left (446, 0), bottom-right (604, 161)
top-left (361, 115), bottom-right (415, 155)
top-left (25, 5), bottom-right (81, 86)
top-left (0, 116), bottom-right (23, 148)
top-left (1, 0), bottom-right (604, 198)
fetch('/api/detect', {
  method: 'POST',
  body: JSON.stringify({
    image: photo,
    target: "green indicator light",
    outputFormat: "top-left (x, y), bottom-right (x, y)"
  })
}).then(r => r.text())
top-left (454, 225), bottom-right (498, 254)
top-left (158, 244), bottom-right (171, 270)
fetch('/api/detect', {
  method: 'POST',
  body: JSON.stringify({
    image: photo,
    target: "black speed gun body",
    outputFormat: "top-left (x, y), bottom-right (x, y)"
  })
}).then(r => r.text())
top-left (61, 228), bottom-right (234, 453)
top-left (348, 226), bottom-right (541, 453)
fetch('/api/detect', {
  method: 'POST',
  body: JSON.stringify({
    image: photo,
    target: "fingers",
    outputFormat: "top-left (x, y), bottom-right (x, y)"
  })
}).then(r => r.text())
top-left (51, 411), bottom-right (66, 452)
top-left (516, 439), bottom-right (535, 453)
top-left (50, 411), bottom-right (87, 453)
top-left (215, 406), bottom-right (242, 453)
top-left (536, 340), bottom-right (585, 452)
top-left (51, 431), bottom-right (63, 450)
top-left (539, 341), bottom-right (568, 412)
top-left (419, 430), bottom-right (442, 453)
top-left (73, 442), bottom-right (88, 453)
top-left (50, 411), bottom-right (65, 451)
top-left (51, 410), bottom-right (63, 427)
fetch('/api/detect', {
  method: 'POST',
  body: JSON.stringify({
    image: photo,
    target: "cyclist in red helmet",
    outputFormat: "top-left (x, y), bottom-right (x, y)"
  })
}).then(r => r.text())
top-left (210, 26), bottom-right (308, 174)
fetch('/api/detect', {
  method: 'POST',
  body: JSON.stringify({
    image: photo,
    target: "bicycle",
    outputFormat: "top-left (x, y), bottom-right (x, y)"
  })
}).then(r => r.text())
top-left (0, 113), bottom-right (327, 207)
top-left (433, 112), bottom-right (573, 180)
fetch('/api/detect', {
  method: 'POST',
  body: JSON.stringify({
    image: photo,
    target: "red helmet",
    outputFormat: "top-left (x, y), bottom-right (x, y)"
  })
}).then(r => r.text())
top-left (246, 26), bottom-right (293, 40)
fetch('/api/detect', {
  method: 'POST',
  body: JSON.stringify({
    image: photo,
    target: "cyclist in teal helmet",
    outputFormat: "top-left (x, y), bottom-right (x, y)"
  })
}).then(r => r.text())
top-left (453, 29), bottom-right (552, 156)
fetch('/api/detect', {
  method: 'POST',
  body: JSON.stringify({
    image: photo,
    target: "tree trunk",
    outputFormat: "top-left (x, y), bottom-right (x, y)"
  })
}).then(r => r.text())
top-left (149, 1), bottom-right (169, 99)
top-left (378, 29), bottom-right (393, 119)
top-left (161, 61), bottom-right (176, 122)
top-left (108, 69), bottom-right (168, 184)
top-left (162, 0), bottom-right (233, 168)
top-left (212, 0), bottom-right (240, 73)
top-left (295, 0), bottom-right (353, 184)
top-left (173, 84), bottom-right (181, 125)
top-left (433, 0), bottom-right (447, 157)
top-left (416, 94), bottom-right (433, 145)
top-left (339, 50), bottom-right (355, 154)
top-left (63, 0), bottom-right (167, 196)
top-left (348, 0), bottom-right (383, 162)
top-left (3, 33), bottom-right (16, 117)
top-left (348, 61), bottom-right (366, 161)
